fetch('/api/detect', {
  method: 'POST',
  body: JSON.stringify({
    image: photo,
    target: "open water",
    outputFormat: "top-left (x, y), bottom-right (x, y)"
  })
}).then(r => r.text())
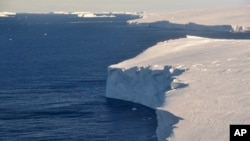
top-left (1, 13), bottom-right (249, 141)
top-left (0, 14), bottom-right (187, 141)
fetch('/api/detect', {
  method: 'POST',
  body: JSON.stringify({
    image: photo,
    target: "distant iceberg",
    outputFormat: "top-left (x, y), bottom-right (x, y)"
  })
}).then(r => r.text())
top-left (71, 12), bottom-right (116, 18)
top-left (0, 12), bottom-right (16, 17)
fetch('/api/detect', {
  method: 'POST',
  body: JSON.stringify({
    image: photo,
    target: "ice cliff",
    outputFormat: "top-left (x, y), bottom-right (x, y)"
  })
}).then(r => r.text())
top-left (128, 20), bottom-right (250, 32)
top-left (106, 6), bottom-right (250, 141)
top-left (106, 65), bottom-right (186, 109)
top-left (128, 21), bottom-right (236, 32)
top-left (106, 65), bottom-right (187, 140)
top-left (106, 35), bottom-right (250, 141)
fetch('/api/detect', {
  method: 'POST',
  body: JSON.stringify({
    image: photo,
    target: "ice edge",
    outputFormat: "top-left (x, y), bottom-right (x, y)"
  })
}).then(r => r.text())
top-left (127, 20), bottom-right (250, 33)
top-left (106, 65), bottom-right (187, 140)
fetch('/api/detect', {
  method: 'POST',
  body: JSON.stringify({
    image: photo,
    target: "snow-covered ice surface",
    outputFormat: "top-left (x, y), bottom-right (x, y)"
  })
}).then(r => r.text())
top-left (128, 6), bottom-right (250, 32)
top-left (106, 6), bottom-right (250, 141)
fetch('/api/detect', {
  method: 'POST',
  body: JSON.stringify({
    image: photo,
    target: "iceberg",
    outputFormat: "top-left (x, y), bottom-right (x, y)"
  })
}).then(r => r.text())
top-left (106, 6), bottom-right (250, 141)
top-left (0, 12), bottom-right (16, 17)
top-left (71, 12), bottom-right (116, 18)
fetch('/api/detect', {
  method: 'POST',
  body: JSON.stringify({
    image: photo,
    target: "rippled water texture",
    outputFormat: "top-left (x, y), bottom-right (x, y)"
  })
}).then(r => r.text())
top-left (0, 14), bottom-right (188, 141)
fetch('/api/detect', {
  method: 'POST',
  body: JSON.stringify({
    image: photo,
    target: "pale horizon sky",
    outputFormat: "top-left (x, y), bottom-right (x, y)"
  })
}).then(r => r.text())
top-left (0, 0), bottom-right (249, 12)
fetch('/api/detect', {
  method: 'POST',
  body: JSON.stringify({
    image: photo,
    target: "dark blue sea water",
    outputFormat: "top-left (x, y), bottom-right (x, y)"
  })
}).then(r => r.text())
top-left (0, 14), bottom-right (187, 141)
top-left (1, 14), bottom-right (249, 141)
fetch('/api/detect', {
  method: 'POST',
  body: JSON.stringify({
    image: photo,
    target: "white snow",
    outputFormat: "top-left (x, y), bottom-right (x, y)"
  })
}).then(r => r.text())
top-left (106, 6), bottom-right (250, 141)
top-left (128, 6), bottom-right (250, 32)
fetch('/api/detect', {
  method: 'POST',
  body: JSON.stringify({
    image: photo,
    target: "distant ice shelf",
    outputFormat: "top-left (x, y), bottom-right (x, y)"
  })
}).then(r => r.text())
top-left (0, 11), bottom-right (143, 19)
top-left (127, 6), bottom-right (250, 33)
top-left (128, 20), bottom-right (250, 32)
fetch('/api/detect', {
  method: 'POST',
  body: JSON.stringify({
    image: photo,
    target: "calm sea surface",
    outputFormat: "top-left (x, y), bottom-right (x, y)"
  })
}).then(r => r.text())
top-left (1, 13), bottom-right (249, 141)
top-left (0, 14), bottom-right (187, 141)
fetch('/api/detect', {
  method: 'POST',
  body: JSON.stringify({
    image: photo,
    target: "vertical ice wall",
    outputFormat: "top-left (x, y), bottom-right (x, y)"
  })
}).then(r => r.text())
top-left (106, 65), bottom-right (186, 141)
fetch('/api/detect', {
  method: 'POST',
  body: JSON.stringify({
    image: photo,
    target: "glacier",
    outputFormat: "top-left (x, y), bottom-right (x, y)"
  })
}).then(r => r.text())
top-left (106, 6), bottom-right (250, 141)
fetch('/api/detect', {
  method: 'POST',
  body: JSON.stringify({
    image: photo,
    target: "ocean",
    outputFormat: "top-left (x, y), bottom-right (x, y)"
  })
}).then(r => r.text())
top-left (0, 13), bottom-right (186, 141)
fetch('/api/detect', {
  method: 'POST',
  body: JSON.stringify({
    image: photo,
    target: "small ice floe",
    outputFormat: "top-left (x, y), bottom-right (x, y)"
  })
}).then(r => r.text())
top-left (131, 107), bottom-right (137, 111)
top-left (9, 38), bottom-right (13, 41)
top-left (44, 33), bottom-right (48, 36)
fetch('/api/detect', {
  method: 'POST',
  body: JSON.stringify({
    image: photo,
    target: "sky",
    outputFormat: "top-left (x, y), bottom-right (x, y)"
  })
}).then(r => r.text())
top-left (0, 0), bottom-right (249, 12)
